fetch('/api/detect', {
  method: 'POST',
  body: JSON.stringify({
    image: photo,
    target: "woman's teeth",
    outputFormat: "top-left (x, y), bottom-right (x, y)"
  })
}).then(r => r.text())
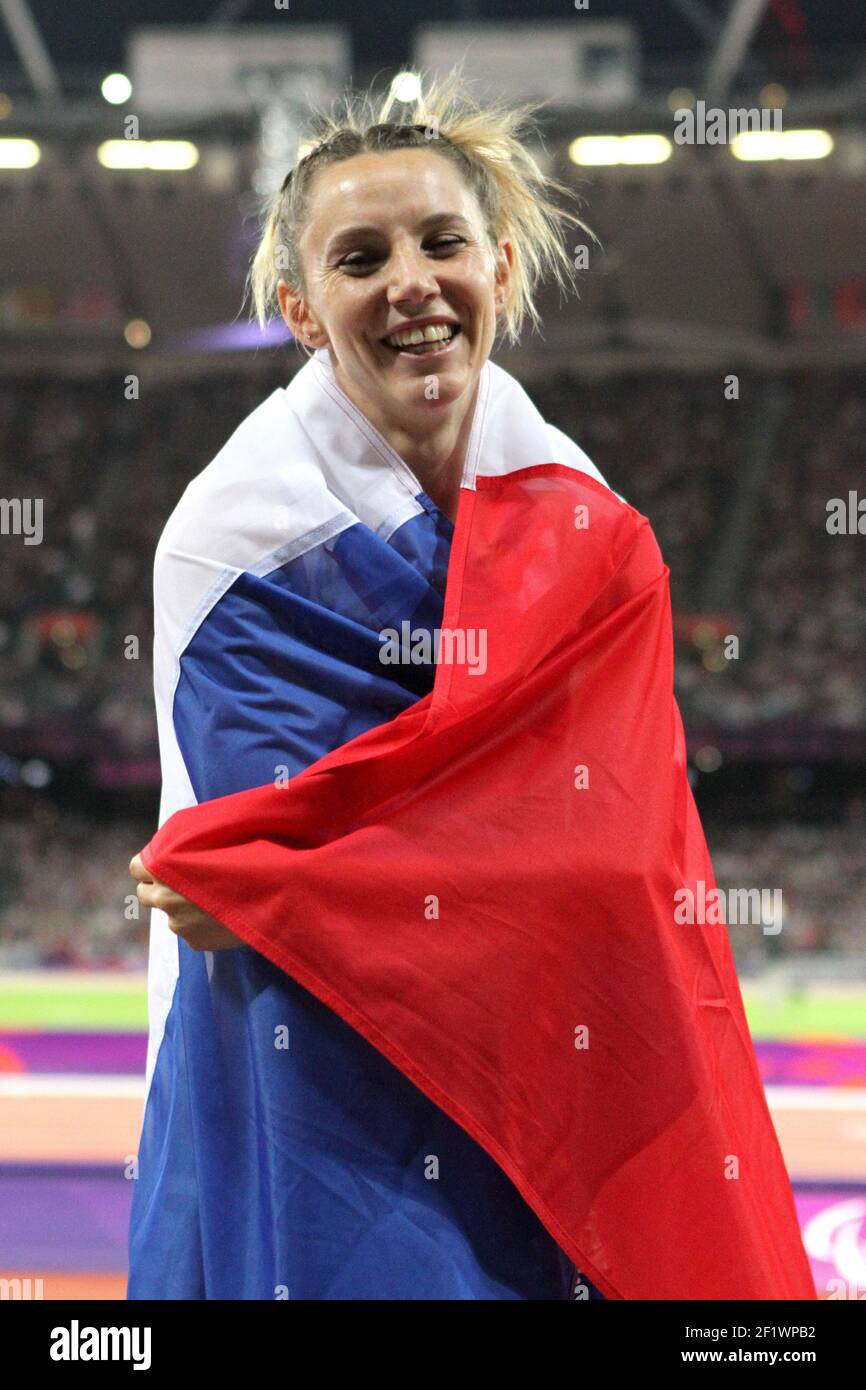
top-left (384, 324), bottom-right (457, 354)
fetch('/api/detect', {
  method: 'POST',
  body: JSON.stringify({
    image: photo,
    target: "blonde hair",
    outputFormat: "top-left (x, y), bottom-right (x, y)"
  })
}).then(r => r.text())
top-left (246, 68), bottom-right (594, 353)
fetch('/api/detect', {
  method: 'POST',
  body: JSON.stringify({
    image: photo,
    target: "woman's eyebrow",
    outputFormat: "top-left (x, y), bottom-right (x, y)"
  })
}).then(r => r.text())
top-left (325, 212), bottom-right (472, 255)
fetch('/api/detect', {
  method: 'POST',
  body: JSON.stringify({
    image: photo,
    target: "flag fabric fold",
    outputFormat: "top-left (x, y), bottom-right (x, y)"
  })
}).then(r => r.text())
top-left (138, 357), bottom-right (816, 1299)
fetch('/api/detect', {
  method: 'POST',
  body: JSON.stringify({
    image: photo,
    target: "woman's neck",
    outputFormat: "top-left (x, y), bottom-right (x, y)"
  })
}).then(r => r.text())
top-left (335, 368), bottom-right (479, 525)
top-left (396, 398), bottom-right (475, 523)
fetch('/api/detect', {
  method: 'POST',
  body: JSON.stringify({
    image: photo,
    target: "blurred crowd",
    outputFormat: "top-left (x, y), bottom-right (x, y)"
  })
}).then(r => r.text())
top-left (1, 361), bottom-right (864, 966)
top-left (0, 799), bottom-right (862, 969)
top-left (0, 800), bottom-right (151, 969)
top-left (2, 365), bottom-right (864, 754)
top-left (0, 369), bottom-right (285, 761)
top-left (533, 369), bottom-right (866, 733)
top-left (709, 812), bottom-right (866, 969)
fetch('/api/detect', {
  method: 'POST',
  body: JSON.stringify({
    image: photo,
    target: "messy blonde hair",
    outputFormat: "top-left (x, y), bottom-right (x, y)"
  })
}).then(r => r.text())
top-left (246, 68), bottom-right (593, 352)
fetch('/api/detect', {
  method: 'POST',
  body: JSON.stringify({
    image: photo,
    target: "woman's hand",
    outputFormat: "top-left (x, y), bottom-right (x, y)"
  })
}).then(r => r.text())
top-left (129, 853), bottom-right (245, 952)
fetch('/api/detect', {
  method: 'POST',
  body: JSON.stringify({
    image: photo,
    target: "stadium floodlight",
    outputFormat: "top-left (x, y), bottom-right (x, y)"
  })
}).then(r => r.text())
top-left (391, 72), bottom-right (422, 104)
top-left (731, 129), bottom-right (834, 161)
top-left (0, 136), bottom-right (39, 167)
top-left (569, 134), bottom-right (673, 166)
top-left (97, 140), bottom-right (200, 171)
top-left (101, 72), bottom-right (132, 105)
top-left (124, 319), bottom-right (152, 348)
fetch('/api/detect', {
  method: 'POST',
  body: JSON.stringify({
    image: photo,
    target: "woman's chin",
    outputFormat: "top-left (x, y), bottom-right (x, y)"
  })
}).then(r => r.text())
top-left (389, 361), bottom-right (472, 406)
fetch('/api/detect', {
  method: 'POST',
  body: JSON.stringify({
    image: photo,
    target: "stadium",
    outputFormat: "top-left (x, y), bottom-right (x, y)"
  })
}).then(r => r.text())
top-left (0, 0), bottom-right (864, 1310)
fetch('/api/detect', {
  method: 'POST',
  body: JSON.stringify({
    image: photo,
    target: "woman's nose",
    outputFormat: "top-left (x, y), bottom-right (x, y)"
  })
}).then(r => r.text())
top-left (386, 245), bottom-right (440, 305)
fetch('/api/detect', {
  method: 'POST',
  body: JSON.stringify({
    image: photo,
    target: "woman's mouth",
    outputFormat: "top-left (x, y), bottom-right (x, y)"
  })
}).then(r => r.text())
top-left (381, 323), bottom-right (462, 360)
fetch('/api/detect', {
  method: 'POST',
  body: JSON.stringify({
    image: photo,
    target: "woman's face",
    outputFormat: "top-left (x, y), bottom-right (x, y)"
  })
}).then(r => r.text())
top-left (278, 147), bottom-right (512, 433)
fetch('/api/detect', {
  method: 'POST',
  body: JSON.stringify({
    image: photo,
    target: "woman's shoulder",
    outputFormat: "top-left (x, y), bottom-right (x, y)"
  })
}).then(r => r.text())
top-left (543, 421), bottom-right (628, 506)
top-left (153, 386), bottom-right (342, 573)
top-left (489, 359), bottom-right (626, 504)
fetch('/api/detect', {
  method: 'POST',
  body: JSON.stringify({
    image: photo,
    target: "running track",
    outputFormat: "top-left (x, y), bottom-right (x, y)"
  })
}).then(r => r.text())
top-left (1, 996), bottom-right (864, 1299)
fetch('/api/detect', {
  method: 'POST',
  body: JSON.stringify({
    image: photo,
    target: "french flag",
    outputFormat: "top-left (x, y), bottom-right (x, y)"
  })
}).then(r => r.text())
top-left (130, 350), bottom-right (815, 1300)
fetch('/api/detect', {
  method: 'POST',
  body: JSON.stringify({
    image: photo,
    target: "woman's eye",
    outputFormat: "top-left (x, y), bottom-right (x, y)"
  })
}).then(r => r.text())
top-left (429, 236), bottom-right (465, 252)
top-left (339, 237), bottom-right (464, 270)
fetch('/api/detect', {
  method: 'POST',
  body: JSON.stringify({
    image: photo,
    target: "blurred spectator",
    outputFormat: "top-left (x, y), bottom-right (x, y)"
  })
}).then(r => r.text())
top-left (0, 800), bottom-right (151, 968)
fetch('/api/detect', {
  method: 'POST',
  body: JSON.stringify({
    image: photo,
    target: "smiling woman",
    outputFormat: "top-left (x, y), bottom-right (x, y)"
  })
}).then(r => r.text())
top-left (126, 69), bottom-right (815, 1304)
top-left (276, 147), bottom-right (497, 522)
top-left (247, 76), bottom-right (592, 521)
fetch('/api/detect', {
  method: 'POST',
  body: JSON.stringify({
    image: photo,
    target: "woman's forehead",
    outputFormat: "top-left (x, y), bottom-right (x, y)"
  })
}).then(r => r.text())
top-left (305, 147), bottom-right (475, 228)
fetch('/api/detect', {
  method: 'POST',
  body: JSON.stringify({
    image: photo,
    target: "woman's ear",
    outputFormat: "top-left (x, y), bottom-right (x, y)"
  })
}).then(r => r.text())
top-left (492, 239), bottom-right (514, 317)
top-left (277, 279), bottom-right (327, 347)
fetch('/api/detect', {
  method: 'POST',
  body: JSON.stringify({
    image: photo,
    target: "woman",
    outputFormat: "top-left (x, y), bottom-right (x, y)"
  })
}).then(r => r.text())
top-left (128, 75), bottom-right (815, 1301)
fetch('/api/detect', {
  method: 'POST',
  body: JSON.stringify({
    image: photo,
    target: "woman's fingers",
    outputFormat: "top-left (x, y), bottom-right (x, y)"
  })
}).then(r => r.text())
top-left (130, 852), bottom-right (185, 913)
top-left (135, 878), bottom-right (192, 917)
top-left (129, 853), bottom-right (243, 951)
top-left (128, 853), bottom-right (151, 882)
top-left (135, 879), bottom-right (170, 911)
